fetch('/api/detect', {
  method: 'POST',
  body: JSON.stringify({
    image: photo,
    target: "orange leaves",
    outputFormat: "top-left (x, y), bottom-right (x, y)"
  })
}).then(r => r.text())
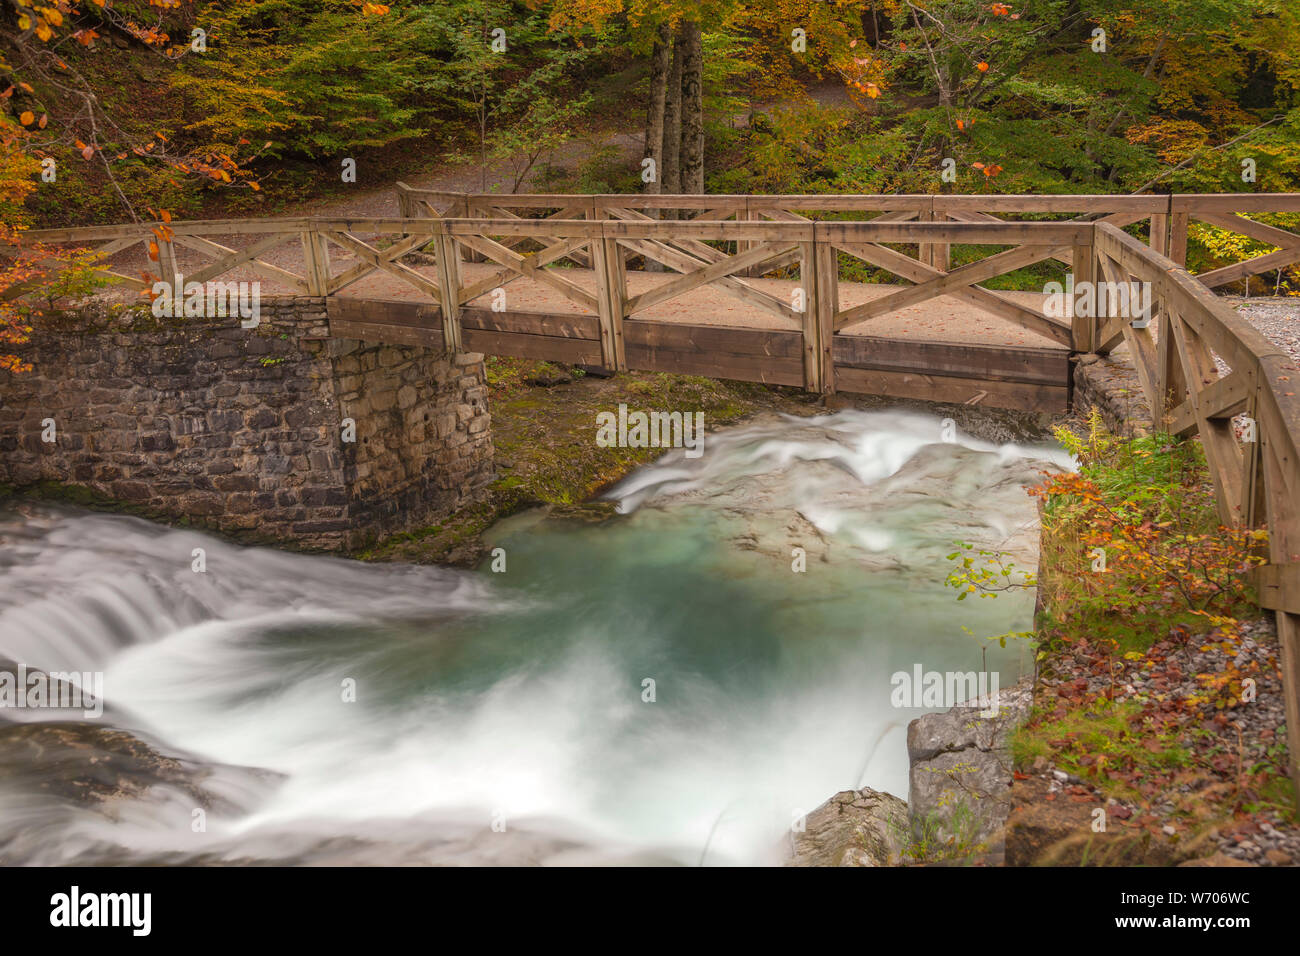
top-left (359, 1), bottom-right (389, 14)
top-left (977, 61), bottom-right (989, 72)
top-left (971, 161), bottom-right (1004, 177)
top-left (18, 111), bottom-right (34, 126)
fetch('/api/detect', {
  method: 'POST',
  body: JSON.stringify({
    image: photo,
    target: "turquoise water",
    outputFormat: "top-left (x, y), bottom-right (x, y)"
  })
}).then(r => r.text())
top-left (0, 409), bottom-right (1069, 865)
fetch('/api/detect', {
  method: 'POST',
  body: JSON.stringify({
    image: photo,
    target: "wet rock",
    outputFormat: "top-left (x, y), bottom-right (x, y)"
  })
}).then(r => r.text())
top-left (0, 720), bottom-right (275, 812)
top-left (785, 788), bottom-right (908, 866)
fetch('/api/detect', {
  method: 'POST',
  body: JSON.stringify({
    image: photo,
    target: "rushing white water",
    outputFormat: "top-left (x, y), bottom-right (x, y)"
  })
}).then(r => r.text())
top-left (0, 409), bottom-right (1070, 866)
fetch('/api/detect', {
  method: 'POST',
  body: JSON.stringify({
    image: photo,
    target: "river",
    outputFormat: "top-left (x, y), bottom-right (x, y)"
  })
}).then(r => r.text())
top-left (0, 408), bottom-right (1070, 865)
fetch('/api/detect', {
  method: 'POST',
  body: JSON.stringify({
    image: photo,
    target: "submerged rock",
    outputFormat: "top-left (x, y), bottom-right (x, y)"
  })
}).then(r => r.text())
top-left (785, 787), bottom-right (909, 866)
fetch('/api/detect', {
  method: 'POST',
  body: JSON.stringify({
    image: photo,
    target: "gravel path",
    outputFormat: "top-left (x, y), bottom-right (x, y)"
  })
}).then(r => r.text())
top-left (1226, 296), bottom-right (1300, 364)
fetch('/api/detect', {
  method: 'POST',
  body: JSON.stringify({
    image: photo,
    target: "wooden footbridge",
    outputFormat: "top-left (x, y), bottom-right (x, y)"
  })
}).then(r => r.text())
top-left (19, 189), bottom-right (1300, 790)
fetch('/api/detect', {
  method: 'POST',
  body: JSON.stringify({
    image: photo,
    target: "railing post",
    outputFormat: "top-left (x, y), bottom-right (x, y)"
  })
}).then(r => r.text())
top-left (917, 201), bottom-right (933, 271)
top-left (1169, 198), bottom-right (1189, 267)
top-left (1071, 230), bottom-right (1097, 352)
top-left (1156, 304), bottom-right (1186, 426)
top-left (396, 182), bottom-right (414, 220)
top-left (813, 229), bottom-right (837, 394)
top-left (1149, 211), bottom-right (1169, 256)
top-left (433, 220), bottom-right (463, 354)
top-left (930, 196), bottom-right (951, 273)
top-left (800, 239), bottom-right (824, 393)
top-left (591, 223), bottom-right (627, 371)
top-left (460, 194), bottom-right (484, 263)
top-left (156, 235), bottom-right (179, 287)
top-left (301, 227), bottom-right (331, 297)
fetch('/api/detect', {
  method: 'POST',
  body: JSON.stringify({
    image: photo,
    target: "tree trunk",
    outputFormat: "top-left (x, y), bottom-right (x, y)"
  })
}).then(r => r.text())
top-left (661, 32), bottom-right (683, 206)
top-left (644, 23), bottom-right (671, 196)
top-left (679, 20), bottom-right (704, 195)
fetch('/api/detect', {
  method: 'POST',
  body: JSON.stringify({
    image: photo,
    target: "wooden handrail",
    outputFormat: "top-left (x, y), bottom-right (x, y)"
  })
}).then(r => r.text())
top-left (1090, 220), bottom-right (1300, 793)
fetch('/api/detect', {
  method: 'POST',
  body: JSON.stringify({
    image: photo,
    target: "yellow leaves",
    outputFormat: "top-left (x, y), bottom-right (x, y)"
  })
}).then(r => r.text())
top-left (360, 1), bottom-right (389, 14)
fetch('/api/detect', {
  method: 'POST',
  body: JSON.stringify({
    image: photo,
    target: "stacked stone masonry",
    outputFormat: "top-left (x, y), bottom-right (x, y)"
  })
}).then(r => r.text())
top-left (0, 297), bottom-right (494, 550)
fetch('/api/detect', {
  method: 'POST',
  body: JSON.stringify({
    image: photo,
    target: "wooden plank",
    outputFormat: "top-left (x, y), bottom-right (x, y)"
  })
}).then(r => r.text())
top-left (301, 230), bottom-right (331, 297)
top-left (814, 240), bottom-right (838, 394)
top-left (590, 235), bottom-right (627, 370)
top-left (432, 227), bottom-right (464, 352)
top-left (623, 319), bottom-right (805, 386)
top-left (329, 296), bottom-right (438, 329)
top-left (1173, 194), bottom-right (1300, 215)
top-left (833, 336), bottom-right (1069, 386)
top-left (835, 366), bottom-right (1069, 413)
top-left (462, 327), bottom-right (604, 365)
top-left (622, 319), bottom-right (803, 357)
top-left (330, 319), bottom-right (443, 349)
top-left (1197, 245), bottom-right (1300, 289)
top-left (1169, 368), bottom-right (1252, 435)
top-left (800, 241), bottom-right (822, 393)
top-left (459, 307), bottom-right (601, 341)
top-left (1072, 243), bottom-right (1096, 352)
top-left (1169, 211), bottom-right (1189, 266)
top-left (937, 195), bottom-right (1167, 214)
top-left (1195, 211), bottom-right (1300, 250)
top-left (1167, 314), bottom-right (1245, 523)
top-left (818, 221), bottom-right (1091, 245)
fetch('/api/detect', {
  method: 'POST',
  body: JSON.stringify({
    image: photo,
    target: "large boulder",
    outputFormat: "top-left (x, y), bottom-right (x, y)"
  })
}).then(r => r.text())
top-left (906, 677), bottom-right (1033, 864)
top-left (785, 787), bottom-right (909, 866)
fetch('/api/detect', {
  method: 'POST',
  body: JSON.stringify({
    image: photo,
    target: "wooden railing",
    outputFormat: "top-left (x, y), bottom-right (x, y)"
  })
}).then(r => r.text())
top-left (1085, 220), bottom-right (1300, 793)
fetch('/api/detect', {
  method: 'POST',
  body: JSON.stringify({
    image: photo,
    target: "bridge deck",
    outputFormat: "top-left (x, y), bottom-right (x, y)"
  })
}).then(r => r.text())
top-left (325, 262), bottom-right (1071, 413)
